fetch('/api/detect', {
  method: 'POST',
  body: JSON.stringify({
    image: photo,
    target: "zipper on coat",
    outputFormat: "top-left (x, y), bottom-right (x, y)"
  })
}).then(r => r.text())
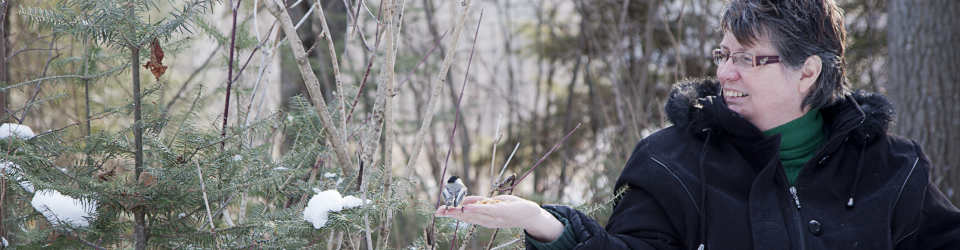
top-left (789, 187), bottom-right (801, 209)
top-left (790, 186), bottom-right (806, 250)
top-left (651, 157), bottom-right (702, 215)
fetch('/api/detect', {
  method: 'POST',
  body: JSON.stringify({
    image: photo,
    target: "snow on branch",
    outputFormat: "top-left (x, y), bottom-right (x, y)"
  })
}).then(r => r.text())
top-left (302, 189), bottom-right (369, 229)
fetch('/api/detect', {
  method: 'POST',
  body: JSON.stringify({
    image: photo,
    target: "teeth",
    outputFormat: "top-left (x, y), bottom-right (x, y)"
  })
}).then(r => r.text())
top-left (725, 90), bottom-right (748, 97)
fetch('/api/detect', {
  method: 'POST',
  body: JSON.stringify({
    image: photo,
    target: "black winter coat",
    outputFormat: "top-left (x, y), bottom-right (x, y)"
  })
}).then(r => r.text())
top-left (532, 78), bottom-right (960, 250)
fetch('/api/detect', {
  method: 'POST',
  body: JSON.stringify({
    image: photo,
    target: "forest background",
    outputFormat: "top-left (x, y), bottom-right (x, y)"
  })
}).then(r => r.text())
top-left (0, 0), bottom-right (956, 249)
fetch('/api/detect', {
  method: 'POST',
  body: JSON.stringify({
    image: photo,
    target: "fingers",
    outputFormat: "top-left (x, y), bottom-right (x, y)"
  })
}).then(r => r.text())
top-left (437, 206), bottom-right (507, 228)
top-left (435, 198), bottom-right (542, 230)
top-left (490, 195), bottom-right (524, 202)
top-left (461, 196), bottom-right (487, 205)
top-left (435, 205), bottom-right (464, 217)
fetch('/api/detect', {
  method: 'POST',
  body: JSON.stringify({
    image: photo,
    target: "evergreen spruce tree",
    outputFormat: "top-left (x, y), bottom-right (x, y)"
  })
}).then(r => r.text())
top-left (2, 0), bottom-right (402, 249)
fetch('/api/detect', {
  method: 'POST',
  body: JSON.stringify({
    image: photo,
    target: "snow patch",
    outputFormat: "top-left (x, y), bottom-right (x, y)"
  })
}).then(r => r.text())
top-left (0, 123), bottom-right (35, 139)
top-left (31, 189), bottom-right (96, 227)
top-left (273, 167), bottom-right (288, 171)
top-left (341, 195), bottom-right (369, 209)
top-left (323, 172), bottom-right (337, 178)
top-left (302, 189), bottom-right (370, 229)
top-left (1, 160), bottom-right (34, 193)
top-left (232, 155), bottom-right (243, 162)
top-left (1, 236), bottom-right (8, 247)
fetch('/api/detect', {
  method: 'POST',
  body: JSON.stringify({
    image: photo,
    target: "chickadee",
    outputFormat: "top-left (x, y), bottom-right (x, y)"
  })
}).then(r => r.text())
top-left (442, 176), bottom-right (468, 212)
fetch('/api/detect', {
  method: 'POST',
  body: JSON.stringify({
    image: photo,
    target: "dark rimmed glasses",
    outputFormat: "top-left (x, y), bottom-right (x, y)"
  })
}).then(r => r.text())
top-left (712, 49), bottom-right (781, 68)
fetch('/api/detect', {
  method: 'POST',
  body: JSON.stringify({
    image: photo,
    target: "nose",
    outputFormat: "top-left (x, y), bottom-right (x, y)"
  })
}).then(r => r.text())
top-left (717, 60), bottom-right (741, 83)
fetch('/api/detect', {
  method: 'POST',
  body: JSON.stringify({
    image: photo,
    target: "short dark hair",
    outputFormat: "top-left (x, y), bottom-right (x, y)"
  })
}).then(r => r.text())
top-left (721, 0), bottom-right (848, 109)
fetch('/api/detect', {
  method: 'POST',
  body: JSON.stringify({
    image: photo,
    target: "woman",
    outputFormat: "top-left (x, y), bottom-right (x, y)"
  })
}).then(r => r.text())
top-left (436, 0), bottom-right (960, 249)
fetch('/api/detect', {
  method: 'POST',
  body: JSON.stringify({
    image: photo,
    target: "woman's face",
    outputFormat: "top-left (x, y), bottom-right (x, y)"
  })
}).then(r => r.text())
top-left (717, 32), bottom-right (811, 131)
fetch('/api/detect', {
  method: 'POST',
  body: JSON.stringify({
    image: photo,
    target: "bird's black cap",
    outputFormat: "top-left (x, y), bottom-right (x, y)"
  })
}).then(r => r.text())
top-left (447, 176), bottom-right (460, 183)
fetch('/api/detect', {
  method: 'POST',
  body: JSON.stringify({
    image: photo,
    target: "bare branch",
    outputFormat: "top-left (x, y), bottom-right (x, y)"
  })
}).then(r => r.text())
top-left (265, 0), bottom-right (355, 174)
top-left (499, 124), bottom-right (581, 192)
top-left (18, 34), bottom-right (58, 124)
top-left (221, 0), bottom-right (243, 150)
top-left (310, 1), bottom-right (348, 142)
top-left (394, 29), bottom-right (448, 93)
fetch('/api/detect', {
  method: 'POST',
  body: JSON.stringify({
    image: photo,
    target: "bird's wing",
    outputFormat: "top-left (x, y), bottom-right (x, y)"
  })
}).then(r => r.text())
top-left (453, 187), bottom-right (467, 207)
top-left (442, 186), bottom-right (453, 206)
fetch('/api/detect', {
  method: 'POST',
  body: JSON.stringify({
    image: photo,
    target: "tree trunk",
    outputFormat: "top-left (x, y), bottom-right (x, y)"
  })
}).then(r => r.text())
top-left (0, 1), bottom-right (11, 247)
top-left (131, 46), bottom-right (148, 250)
top-left (0, 0), bottom-right (9, 122)
top-left (887, 0), bottom-right (960, 206)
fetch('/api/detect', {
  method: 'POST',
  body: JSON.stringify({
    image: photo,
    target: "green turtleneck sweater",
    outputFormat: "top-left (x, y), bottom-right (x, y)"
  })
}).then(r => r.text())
top-left (762, 108), bottom-right (825, 186)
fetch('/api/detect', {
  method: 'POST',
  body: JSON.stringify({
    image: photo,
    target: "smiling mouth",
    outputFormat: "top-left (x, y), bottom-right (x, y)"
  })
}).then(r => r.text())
top-left (724, 90), bottom-right (749, 97)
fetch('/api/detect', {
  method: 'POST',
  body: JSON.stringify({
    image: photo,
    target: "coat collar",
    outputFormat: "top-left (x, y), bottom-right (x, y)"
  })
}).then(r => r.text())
top-left (664, 78), bottom-right (895, 145)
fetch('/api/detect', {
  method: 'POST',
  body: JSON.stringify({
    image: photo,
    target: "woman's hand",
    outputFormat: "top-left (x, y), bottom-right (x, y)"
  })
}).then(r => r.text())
top-left (434, 195), bottom-right (565, 242)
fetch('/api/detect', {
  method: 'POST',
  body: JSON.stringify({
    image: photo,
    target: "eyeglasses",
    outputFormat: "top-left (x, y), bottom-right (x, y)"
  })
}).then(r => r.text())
top-left (712, 49), bottom-right (781, 68)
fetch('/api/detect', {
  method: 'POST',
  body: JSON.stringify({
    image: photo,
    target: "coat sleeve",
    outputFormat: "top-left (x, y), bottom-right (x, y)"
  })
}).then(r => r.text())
top-left (896, 142), bottom-right (960, 249)
top-left (523, 187), bottom-right (684, 250)
top-left (524, 135), bottom-right (691, 250)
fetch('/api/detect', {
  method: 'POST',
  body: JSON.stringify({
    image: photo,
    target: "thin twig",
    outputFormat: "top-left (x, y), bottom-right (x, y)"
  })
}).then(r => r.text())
top-left (231, 21), bottom-right (277, 83)
top-left (3, 66), bottom-right (126, 92)
top-left (221, 0), bottom-right (242, 150)
top-left (489, 237), bottom-right (523, 250)
top-left (287, 0), bottom-right (305, 8)
top-left (243, 23), bottom-right (281, 125)
top-left (356, 224), bottom-right (382, 241)
top-left (339, 0), bottom-right (373, 52)
top-left (197, 161), bottom-right (215, 231)
top-left (275, 2), bottom-right (319, 45)
top-left (394, 29), bottom-right (448, 93)
top-left (19, 34), bottom-right (58, 124)
top-left (451, 221), bottom-right (460, 250)
top-left (199, 194), bottom-right (237, 229)
top-left (499, 124), bottom-right (581, 192)
top-left (69, 231), bottom-right (108, 250)
top-left (295, 2), bottom-right (317, 29)
top-left (5, 34), bottom-right (55, 60)
top-left (348, 0), bottom-right (364, 40)
top-left (311, 2), bottom-right (348, 141)
top-left (247, 21), bottom-right (286, 126)
top-left (485, 175), bottom-right (515, 250)
top-left (345, 115), bottom-right (373, 141)
top-left (24, 111), bottom-right (120, 142)
top-left (494, 143), bottom-right (519, 187)
top-left (346, 27), bottom-right (384, 125)
top-left (166, 45), bottom-right (219, 108)
top-left (490, 113), bottom-right (502, 187)
top-left (344, 0), bottom-right (388, 126)
top-left (147, 207), bottom-right (204, 229)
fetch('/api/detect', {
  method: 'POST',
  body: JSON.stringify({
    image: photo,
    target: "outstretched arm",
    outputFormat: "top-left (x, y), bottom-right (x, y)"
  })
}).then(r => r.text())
top-left (435, 195), bottom-right (565, 242)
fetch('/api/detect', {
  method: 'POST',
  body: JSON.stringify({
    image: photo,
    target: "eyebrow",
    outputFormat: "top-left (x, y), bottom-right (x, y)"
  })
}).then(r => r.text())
top-left (719, 44), bottom-right (747, 52)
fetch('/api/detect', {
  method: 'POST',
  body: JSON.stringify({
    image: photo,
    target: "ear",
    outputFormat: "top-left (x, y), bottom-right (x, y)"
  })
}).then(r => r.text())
top-left (798, 55), bottom-right (822, 94)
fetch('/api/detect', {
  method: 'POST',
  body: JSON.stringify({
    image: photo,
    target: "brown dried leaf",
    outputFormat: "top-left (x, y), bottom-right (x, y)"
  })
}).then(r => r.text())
top-left (142, 39), bottom-right (168, 81)
top-left (138, 172), bottom-right (157, 187)
top-left (93, 168), bottom-right (116, 182)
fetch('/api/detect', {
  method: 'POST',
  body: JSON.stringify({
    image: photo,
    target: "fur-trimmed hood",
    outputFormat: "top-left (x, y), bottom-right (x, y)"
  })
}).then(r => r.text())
top-left (664, 78), bottom-right (895, 145)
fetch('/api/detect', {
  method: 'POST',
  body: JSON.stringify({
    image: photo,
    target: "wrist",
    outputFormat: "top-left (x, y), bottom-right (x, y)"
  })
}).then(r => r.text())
top-left (524, 207), bottom-right (565, 243)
